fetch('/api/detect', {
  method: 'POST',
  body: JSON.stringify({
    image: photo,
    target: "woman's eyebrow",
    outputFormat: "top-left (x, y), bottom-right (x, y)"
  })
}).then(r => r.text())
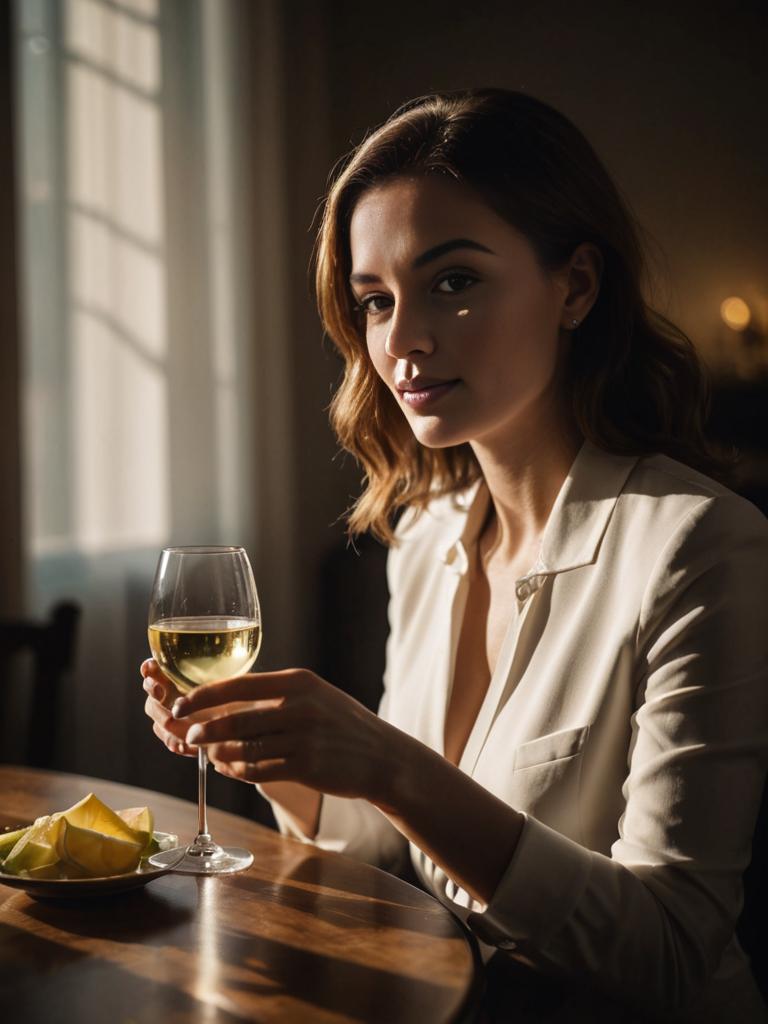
top-left (349, 238), bottom-right (495, 284)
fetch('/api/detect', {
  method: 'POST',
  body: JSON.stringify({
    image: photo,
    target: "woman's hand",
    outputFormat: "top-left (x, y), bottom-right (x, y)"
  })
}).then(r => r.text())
top-left (169, 665), bottom-right (525, 905)
top-left (170, 668), bottom-right (406, 808)
top-left (141, 659), bottom-right (199, 758)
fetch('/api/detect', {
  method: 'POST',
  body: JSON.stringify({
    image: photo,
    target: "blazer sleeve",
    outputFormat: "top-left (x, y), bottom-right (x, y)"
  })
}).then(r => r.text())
top-left (265, 684), bottom-right (407, 872)
top-left (267, 790), bottom-right (406, 870)
top-left (467, 494), bottom-right (768, 1013)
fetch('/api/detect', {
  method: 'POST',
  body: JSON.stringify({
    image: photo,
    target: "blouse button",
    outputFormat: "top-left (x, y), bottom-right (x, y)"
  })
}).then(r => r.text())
top-left (516, 581), bottom-right (531, 600)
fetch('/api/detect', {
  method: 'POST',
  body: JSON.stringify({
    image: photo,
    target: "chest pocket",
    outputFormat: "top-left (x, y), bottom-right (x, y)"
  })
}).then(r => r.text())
top-left (511, 724), bottom-right (590, 842)
top-left (513, 724), bottom-right (589, 771)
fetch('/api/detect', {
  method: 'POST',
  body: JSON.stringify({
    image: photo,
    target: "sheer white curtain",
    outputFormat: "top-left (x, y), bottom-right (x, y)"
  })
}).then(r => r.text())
top-left (14, 0), bottom-right (299, 801)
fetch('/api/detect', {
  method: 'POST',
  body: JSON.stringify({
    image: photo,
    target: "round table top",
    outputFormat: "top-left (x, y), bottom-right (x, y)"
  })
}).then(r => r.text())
top-left (0, 765), bottom-right (480, 1023)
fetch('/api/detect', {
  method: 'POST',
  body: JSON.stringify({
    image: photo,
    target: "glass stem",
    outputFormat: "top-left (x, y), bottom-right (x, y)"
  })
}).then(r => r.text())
top-left (197, 747), bottom-right (210, 839)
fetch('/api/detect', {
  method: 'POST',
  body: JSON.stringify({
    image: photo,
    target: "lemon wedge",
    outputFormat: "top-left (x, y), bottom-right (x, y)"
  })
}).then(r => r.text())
top-left (60, 793), bottom-right (142, 845)
top-left (1, 795), bottom-right (158, 879)
top-left (56, 819), bottom-right (143, 877)
top-left (117, 806), bottom-right (154, 854)
top-left (3, 815), bottom-right (64, 875)
top-left (0, 825), bottom-right (31, 860)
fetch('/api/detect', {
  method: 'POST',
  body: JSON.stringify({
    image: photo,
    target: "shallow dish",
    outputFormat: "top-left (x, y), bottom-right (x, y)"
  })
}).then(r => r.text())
top-left (0, 830), bottom-right (182, 899)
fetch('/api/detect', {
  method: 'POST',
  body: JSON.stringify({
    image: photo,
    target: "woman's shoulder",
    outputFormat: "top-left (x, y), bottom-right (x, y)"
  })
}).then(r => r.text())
top-left (615, 454), bottom-right (768, 602)
top-left (391, 483), bottom-right (480, 546)
top-left (626, 454), bottom-right (768, 645)
top-left (626, 452), bottom-right (767, 536)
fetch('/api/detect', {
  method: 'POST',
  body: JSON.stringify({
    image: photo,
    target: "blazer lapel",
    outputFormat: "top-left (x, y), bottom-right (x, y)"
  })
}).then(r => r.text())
top-left (459, 442), bottom-right (641, 776)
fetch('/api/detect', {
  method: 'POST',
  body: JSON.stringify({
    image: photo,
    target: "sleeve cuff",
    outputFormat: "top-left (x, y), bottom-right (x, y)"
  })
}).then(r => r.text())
top-left (256, 785), bottom-right (407, 869)
top-left (467, 815), bottom-right (592, 949)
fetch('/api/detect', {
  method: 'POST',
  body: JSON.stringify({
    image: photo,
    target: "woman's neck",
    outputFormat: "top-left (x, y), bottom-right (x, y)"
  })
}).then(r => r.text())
top-left (471, 414), bottom-right (582, 566)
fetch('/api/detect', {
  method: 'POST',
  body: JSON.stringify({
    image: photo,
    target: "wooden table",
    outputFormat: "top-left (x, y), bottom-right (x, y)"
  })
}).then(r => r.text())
top-left (0, 766), bottom-right (480, 1023)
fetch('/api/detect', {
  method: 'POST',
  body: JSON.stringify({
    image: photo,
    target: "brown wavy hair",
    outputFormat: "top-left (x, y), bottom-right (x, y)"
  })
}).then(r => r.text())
top-left (314, 88), bottom-right (721, 544)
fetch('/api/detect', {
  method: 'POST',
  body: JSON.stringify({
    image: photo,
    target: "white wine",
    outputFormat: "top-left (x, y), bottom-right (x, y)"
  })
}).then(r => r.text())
top-left (148, 616), bottom-right (261, 694)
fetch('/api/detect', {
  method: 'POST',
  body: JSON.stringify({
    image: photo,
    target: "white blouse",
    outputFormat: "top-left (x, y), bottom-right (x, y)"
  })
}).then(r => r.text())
top-left (264, 442), bottom-right (768, 1020)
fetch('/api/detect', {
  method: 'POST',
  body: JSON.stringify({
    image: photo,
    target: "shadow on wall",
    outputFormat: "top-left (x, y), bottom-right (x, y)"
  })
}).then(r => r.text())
top-left (707, 377), bottom-right (768, 517)
top-left (314, 533), bottom-right (390, 714)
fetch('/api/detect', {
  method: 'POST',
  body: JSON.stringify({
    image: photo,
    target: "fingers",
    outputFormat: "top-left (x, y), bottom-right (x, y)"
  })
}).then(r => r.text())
top-left (143, 675), bottom-right (169, 706)
top-left (140, 658), bottom-right (155, 679)
top-left (144, 689), bottom-right (200, 753)
top-left (172, 670), bottom-right (299, 719)
top-left (152, 721), bottom-right (197, 757)
top-left (184, 705), bottom-right (287, 746)
top-left (208, 732), bottom-right (301, 785)
top-left (207, 734), bottom-right (293, 765)
top-left (142, 660), bottom-right (200, 758)
top-left (211, 757), bottom-right (294, 785)
top-left (141, 660), bottom-right (183, 707)
top-left (144, 692), bottom-right (177, 730)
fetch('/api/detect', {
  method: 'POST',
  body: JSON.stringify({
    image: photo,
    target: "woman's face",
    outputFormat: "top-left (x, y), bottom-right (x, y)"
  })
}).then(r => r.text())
top-left (348, 174), bottom-right (576, 453)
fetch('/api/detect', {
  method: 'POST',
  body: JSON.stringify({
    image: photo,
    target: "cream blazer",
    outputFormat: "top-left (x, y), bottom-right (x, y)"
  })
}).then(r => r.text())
top-left (266, 443), bottom-right (768, 1020)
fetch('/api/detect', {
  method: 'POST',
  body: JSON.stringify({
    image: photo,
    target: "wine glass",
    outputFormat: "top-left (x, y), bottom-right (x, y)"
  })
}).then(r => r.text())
top-left (146, 546), bottom-right (261, 874)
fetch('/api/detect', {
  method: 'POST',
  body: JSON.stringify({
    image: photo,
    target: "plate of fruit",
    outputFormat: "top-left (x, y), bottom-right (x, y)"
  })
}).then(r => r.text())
top-left (0, 793), bottom-right (180, 898)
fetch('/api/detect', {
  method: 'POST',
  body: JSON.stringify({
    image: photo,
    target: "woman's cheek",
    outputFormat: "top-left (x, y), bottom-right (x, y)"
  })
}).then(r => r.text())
top-left (366, 331), bottom-right (388, 381)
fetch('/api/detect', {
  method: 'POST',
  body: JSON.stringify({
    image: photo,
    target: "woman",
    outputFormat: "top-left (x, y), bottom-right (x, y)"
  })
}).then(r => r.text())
top-left (142, 89), bottom-right (768, 1020)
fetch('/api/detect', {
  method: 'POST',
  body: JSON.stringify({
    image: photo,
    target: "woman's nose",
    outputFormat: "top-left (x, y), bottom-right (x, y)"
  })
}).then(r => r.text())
top-left (383, 305), bottom-right (435, 359)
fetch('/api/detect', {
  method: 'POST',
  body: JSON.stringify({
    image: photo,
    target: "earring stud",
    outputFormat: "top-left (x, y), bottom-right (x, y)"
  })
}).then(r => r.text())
top-left (571, 318), bottom-right (579, 328)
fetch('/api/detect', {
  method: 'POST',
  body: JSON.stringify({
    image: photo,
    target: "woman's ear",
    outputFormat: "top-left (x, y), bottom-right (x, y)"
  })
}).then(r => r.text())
top-left (560, 243), bottom-right (603, 330)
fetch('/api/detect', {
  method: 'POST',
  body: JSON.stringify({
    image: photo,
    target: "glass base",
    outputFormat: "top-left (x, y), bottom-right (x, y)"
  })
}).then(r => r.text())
top-left (149, 843), bottom-right (253, 875)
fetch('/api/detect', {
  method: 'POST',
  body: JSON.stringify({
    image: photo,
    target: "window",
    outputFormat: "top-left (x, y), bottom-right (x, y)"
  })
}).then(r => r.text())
top-left (19, 0), bottom-right (169, 555)
top-left (11, 0), bottom-right (291, 788)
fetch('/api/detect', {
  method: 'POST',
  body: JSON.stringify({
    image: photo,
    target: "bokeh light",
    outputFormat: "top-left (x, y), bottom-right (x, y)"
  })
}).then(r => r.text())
top-left (720, 296), bottom-right (752, 332)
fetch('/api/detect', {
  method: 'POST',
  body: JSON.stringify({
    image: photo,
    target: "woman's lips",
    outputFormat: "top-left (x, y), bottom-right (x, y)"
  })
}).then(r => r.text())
top-left (398, 380), bottom-right (459, 408)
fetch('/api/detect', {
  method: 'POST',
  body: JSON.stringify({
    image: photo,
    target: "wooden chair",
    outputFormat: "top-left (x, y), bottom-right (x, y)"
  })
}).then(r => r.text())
top-left (0, 601), bottom-right (80, 768)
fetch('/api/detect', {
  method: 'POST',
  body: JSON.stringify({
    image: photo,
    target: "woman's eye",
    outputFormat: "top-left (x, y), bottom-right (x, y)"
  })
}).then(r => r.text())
top-left (353, 272), bottom-right (476, 317)
top-left (355, 294), bottom-right (391, 317)
top-left (435, 272), bottom-right (477, 295)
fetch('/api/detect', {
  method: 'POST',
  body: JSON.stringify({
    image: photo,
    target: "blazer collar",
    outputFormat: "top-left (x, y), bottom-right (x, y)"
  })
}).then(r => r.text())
top-left (440, 441), bottom-right (640, 577)
top-left (538, 441), bottom-right (639, 574)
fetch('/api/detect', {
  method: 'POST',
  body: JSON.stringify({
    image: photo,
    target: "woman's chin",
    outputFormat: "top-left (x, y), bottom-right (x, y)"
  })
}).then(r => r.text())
top-left (408, 423), bottom-right (472, 450)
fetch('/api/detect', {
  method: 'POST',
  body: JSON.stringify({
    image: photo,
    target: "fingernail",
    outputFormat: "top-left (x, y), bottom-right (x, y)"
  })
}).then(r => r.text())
top-left (187, 725), bottom-right (203, 744)
top-left (153, 683), bottom-right (165, 700)
top-left (142, 678), bottom-right (152, 692)
top-left (172, 699), bottom-right (186, 719)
